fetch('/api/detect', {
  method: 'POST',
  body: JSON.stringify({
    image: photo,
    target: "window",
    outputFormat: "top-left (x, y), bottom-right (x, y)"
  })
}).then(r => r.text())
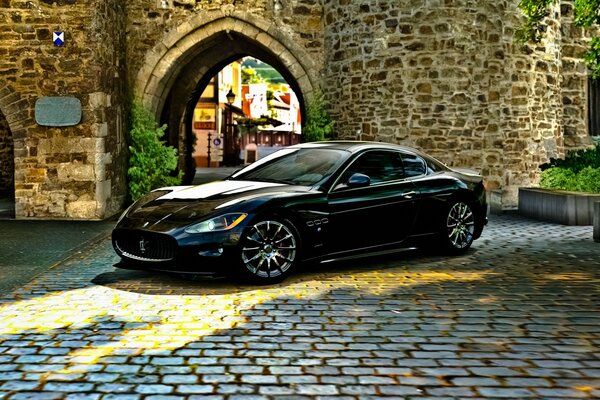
top-left (400, 153), bottom-right (426, 177)
top-left (340, 151), bottom-right (405, 185)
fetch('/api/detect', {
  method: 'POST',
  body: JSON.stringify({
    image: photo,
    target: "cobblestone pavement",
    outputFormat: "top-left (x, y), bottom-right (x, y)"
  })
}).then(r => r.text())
top-left (0, 213), bottom-right (598, 399)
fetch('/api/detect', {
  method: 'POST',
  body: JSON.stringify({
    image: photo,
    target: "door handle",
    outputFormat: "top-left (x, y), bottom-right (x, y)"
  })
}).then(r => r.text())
top-left (403, 191), bottom-right (416, 199)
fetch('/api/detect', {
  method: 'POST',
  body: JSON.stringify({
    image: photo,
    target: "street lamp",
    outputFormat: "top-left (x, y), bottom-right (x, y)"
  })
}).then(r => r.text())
top-left (225, 89), bottom-right (236, 165)
top-left (226, 88), bottom-right (236, 105)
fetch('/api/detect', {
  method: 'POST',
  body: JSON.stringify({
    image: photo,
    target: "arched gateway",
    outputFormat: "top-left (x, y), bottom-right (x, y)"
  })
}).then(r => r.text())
top-left (135, 10), bottom-right (318, 180)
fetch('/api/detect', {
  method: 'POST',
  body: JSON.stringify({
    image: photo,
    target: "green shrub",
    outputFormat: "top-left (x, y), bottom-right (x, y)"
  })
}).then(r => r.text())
top-left (540, 141), bottom-right (600, 172)
top-left (540, 166), bottom-right (600, 193)
top-left (127, 98), bottom-right (182, 202)
top-left (574, 166), bottom-right (600, 193)
top-left (302, 89), bottom-right (335, 142)
top-left (539, 167), bottom-right (578, 191)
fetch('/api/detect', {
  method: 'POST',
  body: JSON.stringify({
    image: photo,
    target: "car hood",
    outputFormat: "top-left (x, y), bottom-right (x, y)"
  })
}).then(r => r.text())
top-left (124, 180), bottom-right (308, 227)
top-left (159, 180), bottom-right (287, 200)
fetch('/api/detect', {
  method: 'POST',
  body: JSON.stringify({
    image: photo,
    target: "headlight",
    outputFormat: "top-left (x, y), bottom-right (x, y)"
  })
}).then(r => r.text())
top-left (184, 213), bottom-right (247, 234)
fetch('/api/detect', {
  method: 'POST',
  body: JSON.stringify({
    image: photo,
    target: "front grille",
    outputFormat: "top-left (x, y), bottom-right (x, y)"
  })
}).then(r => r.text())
top-left (113, 230), bottom-right (177, 262)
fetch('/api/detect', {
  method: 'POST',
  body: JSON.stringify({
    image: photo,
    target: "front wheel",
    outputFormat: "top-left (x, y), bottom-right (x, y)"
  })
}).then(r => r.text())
top-left (441, 200), bottom-right (476, 254)
top-left (236, 217), bottom-right (301, 283)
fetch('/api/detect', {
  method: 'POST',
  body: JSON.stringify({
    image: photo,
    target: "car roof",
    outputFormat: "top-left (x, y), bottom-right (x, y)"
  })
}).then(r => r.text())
top-left (290, 140), bottom-right (428, 157)
top-left (289, 140), bottom-right (450, 170)
top-left (292, 140), bottom-right (399, 150)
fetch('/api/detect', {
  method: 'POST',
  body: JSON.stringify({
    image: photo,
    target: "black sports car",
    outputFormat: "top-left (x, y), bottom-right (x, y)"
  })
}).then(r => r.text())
top-left (112, 141), bottom-right (488, 283)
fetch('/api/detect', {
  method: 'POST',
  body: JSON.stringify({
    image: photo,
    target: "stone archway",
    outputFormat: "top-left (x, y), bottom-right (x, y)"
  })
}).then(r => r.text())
top-left (136, 10), bottom-right (318, 115)
top-left (134, 10), bottom-right (319, 179)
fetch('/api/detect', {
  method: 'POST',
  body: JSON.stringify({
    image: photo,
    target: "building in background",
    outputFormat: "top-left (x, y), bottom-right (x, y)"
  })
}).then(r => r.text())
top-left (191, 61), bottom-right (245, 167)
top-left (239, 82), bottom-right (301, 163)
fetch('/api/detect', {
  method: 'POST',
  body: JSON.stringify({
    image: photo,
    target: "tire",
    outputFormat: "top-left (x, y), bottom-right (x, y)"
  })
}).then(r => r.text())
top-left (441, 199), bottom-right (476, 254)
top-left (236, 216), bottom-right (301, 283)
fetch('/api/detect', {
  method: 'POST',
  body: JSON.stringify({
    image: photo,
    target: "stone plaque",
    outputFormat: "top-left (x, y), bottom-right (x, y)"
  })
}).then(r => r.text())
top-left (35, 96), bottom-right (81, 127)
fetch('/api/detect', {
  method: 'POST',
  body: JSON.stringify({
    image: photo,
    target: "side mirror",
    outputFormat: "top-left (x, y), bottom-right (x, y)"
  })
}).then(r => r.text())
top-left (347, 173), bottom-right (371, 188)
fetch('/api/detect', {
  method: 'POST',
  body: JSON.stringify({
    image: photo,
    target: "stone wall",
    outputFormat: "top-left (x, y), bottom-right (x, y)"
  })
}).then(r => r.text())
top-left (560, 0), bottom-right (594, 146)
top-left (323, 0), bottom-right (591, 208)
top-left (0, 0), bottom-right (127, 219)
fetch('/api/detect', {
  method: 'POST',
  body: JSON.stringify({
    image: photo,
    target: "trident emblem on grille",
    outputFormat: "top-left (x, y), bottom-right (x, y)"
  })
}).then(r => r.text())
top-left (139, 238), bottom-right (149, 254)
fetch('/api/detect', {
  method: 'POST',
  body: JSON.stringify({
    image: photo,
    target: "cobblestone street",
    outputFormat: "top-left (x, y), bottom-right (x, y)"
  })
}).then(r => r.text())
top-left (0, 213), bottom-right (598, 399)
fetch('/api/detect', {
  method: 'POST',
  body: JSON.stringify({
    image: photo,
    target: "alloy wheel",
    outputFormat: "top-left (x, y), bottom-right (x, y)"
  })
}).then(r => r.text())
top-left (241, 219), bottom-right (298, 279)
top-left (446, 202), bottom-right (475, 249)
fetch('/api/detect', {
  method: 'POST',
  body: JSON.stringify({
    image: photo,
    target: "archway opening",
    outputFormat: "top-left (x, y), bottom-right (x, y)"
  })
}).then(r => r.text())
top-left (185, 57), bottom-right (303, 172)
top-left (142, 28), bottom-right (310, 184)
top-left (0, 109), bottom-right (15, 219)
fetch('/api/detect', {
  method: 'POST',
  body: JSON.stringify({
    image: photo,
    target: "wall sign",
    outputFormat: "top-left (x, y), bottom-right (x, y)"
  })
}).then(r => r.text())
top-left (35, 96), bottom-right (81, 127)
top-left (53, 32), bottom-right (64, 46)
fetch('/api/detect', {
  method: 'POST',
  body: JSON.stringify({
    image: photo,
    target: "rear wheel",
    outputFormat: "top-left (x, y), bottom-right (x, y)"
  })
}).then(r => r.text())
top-left (442, 199), bottom-right (476, 254)
top-left (237, 217), bottom-right (300, 283)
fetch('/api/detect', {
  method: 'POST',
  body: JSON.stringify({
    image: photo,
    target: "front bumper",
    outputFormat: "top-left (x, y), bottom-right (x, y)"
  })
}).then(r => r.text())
top-left (111, 227), bottom-right (242, 273)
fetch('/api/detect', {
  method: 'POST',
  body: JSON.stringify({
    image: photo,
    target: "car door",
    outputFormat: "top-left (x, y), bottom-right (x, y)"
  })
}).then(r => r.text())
top-left (326, 150), bottom-right (420, 253)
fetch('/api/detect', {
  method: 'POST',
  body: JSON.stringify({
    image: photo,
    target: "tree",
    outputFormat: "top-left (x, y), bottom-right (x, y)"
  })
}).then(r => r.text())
top-left (302, 89), bottom-right (335, 142)
top-left (241, 67), bottom-right (264, 84)
top-left (517, 0), bottom-right (600, 78)
top-left (127, 98), bottom-right (182, 202)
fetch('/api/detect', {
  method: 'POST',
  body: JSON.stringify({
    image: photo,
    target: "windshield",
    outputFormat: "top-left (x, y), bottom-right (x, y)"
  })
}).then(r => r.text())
top-left (230, 147), bottom-right (348, 186)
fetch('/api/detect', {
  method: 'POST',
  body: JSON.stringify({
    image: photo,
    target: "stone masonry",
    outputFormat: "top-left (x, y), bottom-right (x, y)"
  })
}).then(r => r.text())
top-left (323, 0), bottom-right (591, 206)
top-left (0, 0), bottom-right (595, 218)
top-left (0, 0), bottom-right (127, 219)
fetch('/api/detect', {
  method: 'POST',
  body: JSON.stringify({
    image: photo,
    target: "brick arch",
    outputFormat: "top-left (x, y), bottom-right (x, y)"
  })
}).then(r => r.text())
top-left (135, 10), bottom-right (319, 118)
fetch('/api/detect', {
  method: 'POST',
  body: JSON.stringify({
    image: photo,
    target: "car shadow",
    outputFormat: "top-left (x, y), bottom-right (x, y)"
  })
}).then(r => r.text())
top-left (91, 246), bottom-right (482, 297)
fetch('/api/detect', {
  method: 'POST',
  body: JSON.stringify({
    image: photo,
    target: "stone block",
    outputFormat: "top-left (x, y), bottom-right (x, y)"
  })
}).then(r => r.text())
top-left (92, 122), bottom-right (108, 138)
top-left (66, 200), bottom-right (99, 219)
top-left (88, 92), bottom-right (110, 108)
top-left (57, 163), bottom-right (94, 182)
top-left (24, 168), bottom-right (47, 183)
top-left (489, 190), bottom-right (503, 214)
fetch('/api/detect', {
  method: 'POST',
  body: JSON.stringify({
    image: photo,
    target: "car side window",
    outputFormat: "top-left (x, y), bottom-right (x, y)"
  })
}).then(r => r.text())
top-left (400, 153), bottom-right (426, 177)
top-left (339, 150), bottom-right (405, 186)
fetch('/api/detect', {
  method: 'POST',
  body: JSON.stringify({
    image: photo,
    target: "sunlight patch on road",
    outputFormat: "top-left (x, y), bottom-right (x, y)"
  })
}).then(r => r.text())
top-left (545, 272), bottom-right (595, 281)
top-left (0, 268), bottom-right (493, 378)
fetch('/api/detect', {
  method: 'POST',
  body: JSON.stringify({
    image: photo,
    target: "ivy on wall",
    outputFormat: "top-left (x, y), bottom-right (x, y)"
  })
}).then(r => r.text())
top-left (517, 0), bottom-right (600, 78)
